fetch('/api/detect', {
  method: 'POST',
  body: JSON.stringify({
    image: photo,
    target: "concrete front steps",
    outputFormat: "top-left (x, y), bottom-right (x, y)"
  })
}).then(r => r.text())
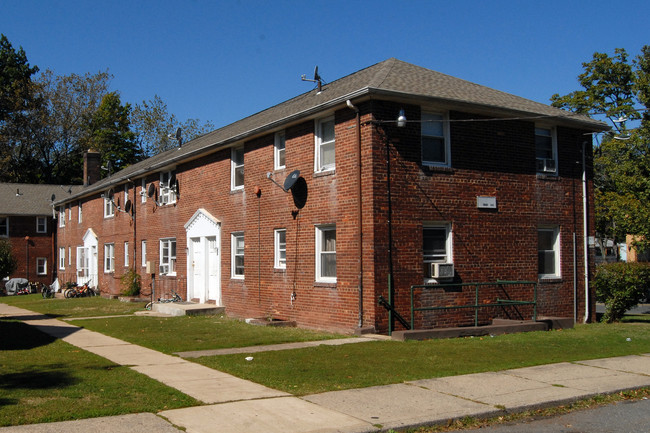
top-left (151, 302), bottom-right (225, 317)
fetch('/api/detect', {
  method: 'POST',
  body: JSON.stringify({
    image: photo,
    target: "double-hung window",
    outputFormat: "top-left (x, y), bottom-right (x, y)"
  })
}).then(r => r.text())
top-left (315, 225), bottom-right (336, 283)
top-left (36, 258), bottom-right (47, 275)
top-left (159, 238), bottom-right (176, 275)
top-left (104, 243), bottom-right (115, 273)
top-left (124, 242), bottom-right (129, 267)
top-left (59, 207), bottom-right (65, 226)
top-left (78, 201), bottom-right (82, 223)
top-left (36, 217), bottom-right (47, 233)
top-left (104, 192), bottom-right (115, 218)
top-left (159, 170), bottom-right (177, 205)
top-left (315, 117), bottom-right (335, 172)
top-left (0, 217), bottom-right (7, 237)
top-left (274, 229), bottom-right (287, 269)
top-left (423, 224), bottom-right (453, 280)
top-left (535, 126), bottom-right (557, 174)
top-left (231, 146), bottom-right (244, 190)
top-left (59, 247), bottom-right (65, 270)
top-left (274, 131), bottom-right (286, 170)
top-left (141, 240), bottom-right (147, 268)
top-left (538, 227), bottom-right (560, 278)
top-left (421, 112), bottom-right (450, 166)
top-left (231, 233), bottom-right (244, 278)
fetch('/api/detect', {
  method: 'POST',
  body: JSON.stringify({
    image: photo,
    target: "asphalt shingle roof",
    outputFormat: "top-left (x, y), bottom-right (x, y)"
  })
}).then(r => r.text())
top-left (0, 183), bottom-right (83, 216)
top-left (57, 58), bottom-right (608, 203)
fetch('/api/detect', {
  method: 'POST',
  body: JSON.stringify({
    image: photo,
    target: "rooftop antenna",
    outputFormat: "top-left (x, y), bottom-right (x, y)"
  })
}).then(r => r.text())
top-left (301, 66), bottom-right (324, 93)
top-left (168, 127), bottom-right (183, 148)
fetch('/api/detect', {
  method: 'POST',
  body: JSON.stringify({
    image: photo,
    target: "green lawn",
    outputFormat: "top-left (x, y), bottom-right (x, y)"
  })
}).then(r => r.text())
top-left (0, 319), bottom-right (199, 427)
top-left (1, 294), bottom-right (143, 318)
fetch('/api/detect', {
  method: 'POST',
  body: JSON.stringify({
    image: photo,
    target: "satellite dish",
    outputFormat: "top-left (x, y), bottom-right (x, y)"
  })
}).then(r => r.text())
top-left (107, 188), bottom-right (114, 200)
top-left (169, 172), bottom-right (177, 189)
top-left (175, 127), bottom-right (182, 140)
top-left (314, 66), bottom-right (320, 81)
top-left (124, 200), bottom-right (132, 214)
top-left (147, 183), bottom-right (156, 198)
top-left (51, 194), bottom-right (56, 202)
top-left (283, 170), bottom-right (301, 192)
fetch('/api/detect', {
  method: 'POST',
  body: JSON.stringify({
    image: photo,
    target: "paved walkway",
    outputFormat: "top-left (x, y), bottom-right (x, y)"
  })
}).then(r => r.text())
top-left (2, 303), bottom-right (650, 433)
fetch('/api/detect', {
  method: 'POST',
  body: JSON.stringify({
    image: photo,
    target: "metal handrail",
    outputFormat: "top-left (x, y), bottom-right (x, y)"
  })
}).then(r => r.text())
top-left (409, 280), bottom-right (537, 329)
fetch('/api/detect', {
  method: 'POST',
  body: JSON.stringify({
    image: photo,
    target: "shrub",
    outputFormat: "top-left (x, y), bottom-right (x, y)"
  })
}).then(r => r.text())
top-left (120, 268), bottom-right (141, 297)
top-left (0, 239), bottom-right (17, 280)
top-left (594, 262), bottom-right (650, 323)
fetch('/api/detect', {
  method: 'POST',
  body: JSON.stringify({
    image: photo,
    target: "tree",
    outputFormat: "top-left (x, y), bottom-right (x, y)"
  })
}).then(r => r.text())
top-left (0, 239), bottom-right (17, 280)
top-left (0, 34), bottom-right (39, 180)
top-left (551, 46), bottom-right (650, 256)
top-left (130, 95), bottom-right (214, 157)
top-left (85, 92), bottom-right (142, 175)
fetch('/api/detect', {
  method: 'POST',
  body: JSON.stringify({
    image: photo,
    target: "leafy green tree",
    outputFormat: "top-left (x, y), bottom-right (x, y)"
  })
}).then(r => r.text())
top-left (551, 46), bottom-right (650, 256)
top-left (130, 95), bottom-right (214, 157)
top-left (86, 92), bottom-right (142, 175)
top-left (0, 239), bottom-right (17, 280)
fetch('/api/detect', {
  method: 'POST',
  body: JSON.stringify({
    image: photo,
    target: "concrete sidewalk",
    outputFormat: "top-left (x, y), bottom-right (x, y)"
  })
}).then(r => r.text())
top-left (2, 303), bottom-right (650, 433)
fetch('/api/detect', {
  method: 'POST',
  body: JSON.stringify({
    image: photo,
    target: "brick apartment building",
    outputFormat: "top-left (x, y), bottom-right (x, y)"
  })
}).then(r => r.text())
top-left (1, 183), bottom-right (81, 286)
top-left (54, 59), bottom-right (607, 333)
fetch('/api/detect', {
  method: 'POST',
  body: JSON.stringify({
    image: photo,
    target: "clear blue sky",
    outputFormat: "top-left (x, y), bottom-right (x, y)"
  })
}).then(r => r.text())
top-left (2, 0), bottom-right (649, 129)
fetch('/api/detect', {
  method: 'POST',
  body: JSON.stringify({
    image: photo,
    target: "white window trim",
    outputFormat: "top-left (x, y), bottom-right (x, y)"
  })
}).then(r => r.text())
top-left (159, 170), bottom-right (177, 205)
top-left (423, 223), bottom-right (453, 283)
top-left (231, 232), bottom-right (245, 279)
top-left (0, 216), bottom-right (7, 237)
top-left (314, 116), bottom-right (335, 173)
top-left (315, 225), bottom-right (336, 283)
top-left (231, 146), bottom-right (244, 191)
top-left (68, 246), bottom-right (72, 267)
top-left (104, 243), bottom-right (115, 273)
top-left (67, 204), bottom-right (71, 221)
top-left (535, 125), bottom-right (558, 175)
top-left (59, 207), bottom-right (65, 226)
top-left (141, 178), bottom-right (147, 203)
top-left (36, 216), bottom-right (47, 233)
top-left (141, 240), bottom-right (147, 267)
top-left (104, 192), bottom-right (115, 218)
top-left (274, 229), bottom-right (287, 270)
top-left (59, 247), bottom-right (65, 270)
top-left (159, 238), bottom-right (176, 276)
top-left (36, 257), bottom-right (47, 275)
top-left (274, 131), bottom-right (286, 170)
top-left (538, 226), bottom-right (561, 279)
top-left (78, 201), bottom-right (83, 223)
top-left (124, 242), bottom-right (129, 267)
top-left (421, 111), bottom-right (451, 167)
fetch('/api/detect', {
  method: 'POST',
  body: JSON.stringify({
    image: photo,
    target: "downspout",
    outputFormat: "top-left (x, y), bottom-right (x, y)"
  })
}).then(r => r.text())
top-left (582, 141), bottom-right (590, 323)
top-left (346, 100), bottom-right (364, 329)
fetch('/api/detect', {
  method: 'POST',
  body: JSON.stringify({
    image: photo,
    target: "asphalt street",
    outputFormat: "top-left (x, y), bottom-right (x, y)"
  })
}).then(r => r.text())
top-left (469, 398), bottom-right (650, 433)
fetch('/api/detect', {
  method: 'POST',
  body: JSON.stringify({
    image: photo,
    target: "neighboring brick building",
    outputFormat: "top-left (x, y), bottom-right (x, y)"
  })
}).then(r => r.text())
top-left (1, 183), bottom-right (81, 286)
top-left (54, 59), bottom-right (607, 333)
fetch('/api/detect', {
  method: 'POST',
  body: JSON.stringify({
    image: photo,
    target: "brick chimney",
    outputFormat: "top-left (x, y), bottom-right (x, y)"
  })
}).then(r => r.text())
top-left (84, 150), bottom-right (101, 186)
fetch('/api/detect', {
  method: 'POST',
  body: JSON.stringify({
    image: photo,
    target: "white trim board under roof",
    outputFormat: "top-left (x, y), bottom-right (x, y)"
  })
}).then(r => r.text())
top-left (55, 58), bottom-right (608, 205)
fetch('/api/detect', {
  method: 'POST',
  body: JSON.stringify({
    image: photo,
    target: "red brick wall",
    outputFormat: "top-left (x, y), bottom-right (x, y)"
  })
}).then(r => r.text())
top-left (55, 98), bottom-right (596, 333)
top-left (6, 215), bottom-right (54, 285)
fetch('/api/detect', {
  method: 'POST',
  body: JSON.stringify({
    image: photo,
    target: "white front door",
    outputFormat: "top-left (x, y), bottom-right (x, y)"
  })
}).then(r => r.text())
top-left (185, 209), bottom-right (221, 305)
top-left (191, 237), bottom-right (205, 302)
top-left (81, 229), bottom-right (99, 288)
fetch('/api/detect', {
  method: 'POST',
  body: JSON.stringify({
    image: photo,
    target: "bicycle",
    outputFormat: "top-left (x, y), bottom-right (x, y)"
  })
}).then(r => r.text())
top-left (41, 283), bottom-right (56, 299)
top-left (64, 283), bottom-right (97, 298)
top-left (145, 289), bottom-right (182, 310)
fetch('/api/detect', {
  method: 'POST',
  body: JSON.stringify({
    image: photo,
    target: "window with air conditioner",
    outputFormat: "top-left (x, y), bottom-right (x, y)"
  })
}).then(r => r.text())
top-left (159, 238), bottom-right (176, 275)
top-left (159, 170), bottom-right (177, 205)
top-left (423, 224), bottom-right (453, 281)
top-left (535, 126), bottom-right (557, 174)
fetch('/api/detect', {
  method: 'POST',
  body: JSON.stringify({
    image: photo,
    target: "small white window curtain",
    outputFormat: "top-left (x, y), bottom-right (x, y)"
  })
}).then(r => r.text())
top-left (315, 225), bottom-right (336, 282)
top-left (315, 117), bottom-right (335, 172)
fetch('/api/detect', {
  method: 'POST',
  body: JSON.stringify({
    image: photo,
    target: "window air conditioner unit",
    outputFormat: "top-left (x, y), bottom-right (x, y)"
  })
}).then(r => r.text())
top-left (430, 262), bottom-right (454, 279)
top-left (159, 264), bottom-right (168, 275)
top-left (536, 158), bottom-right (556, 173)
